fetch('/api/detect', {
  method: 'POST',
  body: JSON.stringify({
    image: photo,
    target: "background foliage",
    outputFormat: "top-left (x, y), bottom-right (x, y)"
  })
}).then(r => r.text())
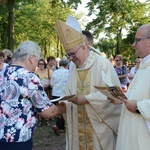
top-left (0, 0), bottom-right (149, 62)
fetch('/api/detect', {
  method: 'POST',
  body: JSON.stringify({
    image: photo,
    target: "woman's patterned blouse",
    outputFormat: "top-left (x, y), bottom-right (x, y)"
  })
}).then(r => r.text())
top-left (0, 65), bottom-right (53, 142)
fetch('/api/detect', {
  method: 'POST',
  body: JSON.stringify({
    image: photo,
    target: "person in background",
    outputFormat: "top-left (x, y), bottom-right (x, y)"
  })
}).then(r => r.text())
top-left (82, 30), bottom-right (101, 55)
top-left (114, 54), bottom-right (129, 92)
top-left (128, 58), bottom-right (141, 81)
top-left (82, 30), bottom-right (94, 46)
top-left (56, 57), bottom-right (61, 68)
top-left (47, 56), bottom-right (58, 71)
top-left (0, 41), bottom-right (65, 150)
top-left (111, 23), bottom-right (150, 150)
top-left (125, 60), bottom-right (130, 73)
top-left (109, 56), bottom-right (115, 66)
top-left (0, 52), bottom-right (8, 71)
top-left (46, 56), bottom-right (58, 100)
top-left (35, 59), bottom-right (52, 126)
top-left (35, 59), bottom-right (52, 91)
top-left (2, 49), bottom-right (13, 64)
top-left (51, 58), bottom-right (70, 135)
top-left (55, 15), bottom-right (121, 150)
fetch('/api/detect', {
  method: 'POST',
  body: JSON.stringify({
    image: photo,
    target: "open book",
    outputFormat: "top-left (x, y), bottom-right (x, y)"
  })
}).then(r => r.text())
top-left (50, 94), bottom-right (77, 103)
top-left (41, 77), bottom-right (50, 86)
top-left (94, 85), bottom-right (127, 101)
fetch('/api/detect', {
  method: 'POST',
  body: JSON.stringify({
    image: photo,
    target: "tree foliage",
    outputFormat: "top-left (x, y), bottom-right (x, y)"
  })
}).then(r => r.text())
top-left (0, 0), bottom-right (36, 50)
top-left (0, 0), bottom-right (73, 58)
top-left (0, 0), bottom-right (149, 61)
top-left (85, 0), bottom-right (149, 57)
top-left (14, 0), bottom-right (73, 57)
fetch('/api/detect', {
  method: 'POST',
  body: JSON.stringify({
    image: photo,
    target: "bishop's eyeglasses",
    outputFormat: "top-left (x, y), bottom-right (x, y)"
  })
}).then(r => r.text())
top-left (66, 45), bottom-right (82, 59)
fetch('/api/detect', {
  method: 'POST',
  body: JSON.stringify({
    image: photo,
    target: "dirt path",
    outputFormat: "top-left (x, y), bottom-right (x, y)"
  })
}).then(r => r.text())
top-left (33, 119), bottom-right (65, 150)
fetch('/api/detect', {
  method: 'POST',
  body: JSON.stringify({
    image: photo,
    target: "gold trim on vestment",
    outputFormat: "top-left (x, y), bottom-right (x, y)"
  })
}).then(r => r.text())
top-left (77, 69), bottom-right (94, 150)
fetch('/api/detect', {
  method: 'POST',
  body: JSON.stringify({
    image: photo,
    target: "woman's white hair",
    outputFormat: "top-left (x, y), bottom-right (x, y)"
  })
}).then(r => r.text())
top-left (2, 49), bottom-right (13, 57)
top-left (13, 41), bottom-right (41, 61)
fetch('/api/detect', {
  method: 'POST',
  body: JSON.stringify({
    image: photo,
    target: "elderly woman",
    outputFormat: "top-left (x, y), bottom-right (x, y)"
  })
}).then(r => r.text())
top-left (2, 49), bottom-right (13, 64)
top-left (0, 41), bottom-right (65, 150)
top-left (0, 51), bottom-right (8, 71)
top-left (128, 58), bottom-right (142, 81)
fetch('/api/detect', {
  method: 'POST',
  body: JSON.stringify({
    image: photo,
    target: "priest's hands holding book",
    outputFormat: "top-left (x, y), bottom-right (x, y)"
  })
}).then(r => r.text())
top-left (68, 95), bottom-right (88, 105)
top-left (108, 96), bottom-right (123, 105)
top-left (109, 96), bottom-right (139, 114)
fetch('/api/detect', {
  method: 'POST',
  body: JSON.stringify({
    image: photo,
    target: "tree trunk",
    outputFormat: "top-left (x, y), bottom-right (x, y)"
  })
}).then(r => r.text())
top-left (8, 0), bottom-right (15, 51)
top-left (1, 17), bottom-right (8, 49)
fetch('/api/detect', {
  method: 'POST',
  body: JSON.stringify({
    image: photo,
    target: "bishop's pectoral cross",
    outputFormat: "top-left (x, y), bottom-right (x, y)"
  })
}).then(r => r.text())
top-left (77, 69), bottom-right (90, 95)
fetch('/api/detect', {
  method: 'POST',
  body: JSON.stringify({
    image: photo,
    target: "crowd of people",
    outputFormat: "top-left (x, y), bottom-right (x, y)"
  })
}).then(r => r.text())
top-left (0, 14), bottom-right (150, 150)
top-left (109, 55), bottom-right (142, 92)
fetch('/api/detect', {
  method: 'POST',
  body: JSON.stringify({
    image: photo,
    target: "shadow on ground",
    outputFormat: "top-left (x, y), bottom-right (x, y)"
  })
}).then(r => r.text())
top-left (33, 119), bottom-right (65, 150)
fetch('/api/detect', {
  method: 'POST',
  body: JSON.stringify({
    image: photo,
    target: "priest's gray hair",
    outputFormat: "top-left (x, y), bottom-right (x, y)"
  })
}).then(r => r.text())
top-left (13, 41), bottom-right (42, 61)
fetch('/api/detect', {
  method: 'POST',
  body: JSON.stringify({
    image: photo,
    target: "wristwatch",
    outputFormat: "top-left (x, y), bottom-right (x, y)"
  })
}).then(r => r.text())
top-left (135, 107), bottom-right (141, 114)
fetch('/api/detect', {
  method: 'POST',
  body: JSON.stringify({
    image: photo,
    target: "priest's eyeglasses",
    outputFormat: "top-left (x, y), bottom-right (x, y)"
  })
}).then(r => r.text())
top-left (66, 45), bottom-right (82, 59)
top-left (134, 37), bottom-right (150, 45)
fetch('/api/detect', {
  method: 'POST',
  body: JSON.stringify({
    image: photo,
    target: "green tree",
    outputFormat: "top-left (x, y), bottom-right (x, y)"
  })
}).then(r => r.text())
top-left (94, 38), bottom-right (116, 58)
top-left (0, 0), bottom-right (73, 58)
top-left (85, 0), bottom-right (149, 56)
top-left (0, 0), bottom-right (36, 50)
top-left (14, 0), bottom-right (73, 58)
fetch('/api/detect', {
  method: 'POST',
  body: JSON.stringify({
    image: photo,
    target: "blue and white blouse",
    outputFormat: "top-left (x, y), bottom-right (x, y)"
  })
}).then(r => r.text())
top-left (0, 65), bottom-right (53, 142)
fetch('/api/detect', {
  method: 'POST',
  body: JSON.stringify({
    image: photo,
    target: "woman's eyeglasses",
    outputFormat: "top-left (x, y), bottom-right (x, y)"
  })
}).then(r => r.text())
top-left (38, 63), bottom-right (44, 66)
top-left (115, 59), bottom-right (121, 62)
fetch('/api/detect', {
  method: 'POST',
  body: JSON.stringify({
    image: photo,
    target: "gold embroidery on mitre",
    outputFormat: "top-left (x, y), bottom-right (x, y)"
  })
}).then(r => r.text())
top-left (65, 28), bottom-right (72, 41)
top-left (55, 20), bottom-right (84, 50)
top-left (77, 69), bottom-right (94, 150)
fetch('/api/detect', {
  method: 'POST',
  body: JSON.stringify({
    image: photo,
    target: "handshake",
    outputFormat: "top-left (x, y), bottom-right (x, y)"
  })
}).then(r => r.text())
top-left (56, 102), bottom-right (66, 116)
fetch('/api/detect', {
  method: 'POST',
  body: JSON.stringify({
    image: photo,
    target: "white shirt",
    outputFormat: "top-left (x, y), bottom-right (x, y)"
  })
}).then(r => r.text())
top-left (0, 63), bottom-right (8, 72)
top-left (129, 66), bottom-right (138, 77)
top-left (51, 67), bottom-right (69, 97)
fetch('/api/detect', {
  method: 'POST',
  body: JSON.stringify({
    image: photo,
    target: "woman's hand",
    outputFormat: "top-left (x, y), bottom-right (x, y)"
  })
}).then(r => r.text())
top-left (56, 102), bottom-right (66, 115)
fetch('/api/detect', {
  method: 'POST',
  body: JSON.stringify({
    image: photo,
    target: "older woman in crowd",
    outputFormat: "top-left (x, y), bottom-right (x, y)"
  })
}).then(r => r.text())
top-left (128, 58), bottom-right (142, 81)
top-left (2, 49), bottom-right (13, 64)
top-left (0, 52), bottom-right (9, 71)
top-left (0, 41), bottom-right (65, 150)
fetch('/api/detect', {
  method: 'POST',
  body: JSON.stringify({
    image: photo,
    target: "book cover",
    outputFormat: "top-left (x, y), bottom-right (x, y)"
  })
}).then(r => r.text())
top-left (41, 77), bottom-right (50, 86)
top-left (94, 85), bottom-right (126, 101)
top-left (50, 94), bottom-right (77, 103)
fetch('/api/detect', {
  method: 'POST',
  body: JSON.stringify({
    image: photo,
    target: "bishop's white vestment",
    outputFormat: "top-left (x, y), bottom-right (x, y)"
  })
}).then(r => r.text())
top-left (63, 51), bottom-right (122, 150)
